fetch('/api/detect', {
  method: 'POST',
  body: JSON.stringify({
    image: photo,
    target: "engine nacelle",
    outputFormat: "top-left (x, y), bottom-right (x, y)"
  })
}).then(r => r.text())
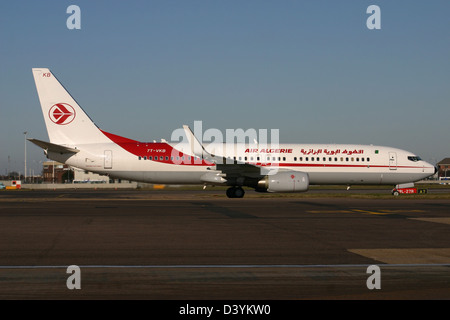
top-left (257, 171), bottom-right (309, 193)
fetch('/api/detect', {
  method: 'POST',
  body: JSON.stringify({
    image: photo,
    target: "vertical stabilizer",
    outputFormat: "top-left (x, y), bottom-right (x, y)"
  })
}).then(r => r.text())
top-left (32, 68), bottom-right (109, 145)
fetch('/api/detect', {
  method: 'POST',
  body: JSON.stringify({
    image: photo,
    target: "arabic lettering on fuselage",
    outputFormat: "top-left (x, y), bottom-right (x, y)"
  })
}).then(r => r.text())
top-left (300, 148), bottom-right (364, 156)
top-left (243, 148), bottom-right (364, 155)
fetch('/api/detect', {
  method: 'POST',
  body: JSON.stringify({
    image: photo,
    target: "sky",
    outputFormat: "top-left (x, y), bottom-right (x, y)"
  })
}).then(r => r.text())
top-left (0, 0), bottom-right (449, 175)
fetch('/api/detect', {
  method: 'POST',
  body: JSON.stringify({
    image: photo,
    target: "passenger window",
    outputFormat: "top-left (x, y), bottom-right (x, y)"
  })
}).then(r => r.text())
top-left (138, 156), bottom-right (142, 160)
top-left (149, 156), bottom-right (152, 160)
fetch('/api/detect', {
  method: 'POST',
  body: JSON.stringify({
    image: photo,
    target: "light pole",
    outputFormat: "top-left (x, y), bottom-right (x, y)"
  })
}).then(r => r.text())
top-left (24, 131), bottom-right (27, 183)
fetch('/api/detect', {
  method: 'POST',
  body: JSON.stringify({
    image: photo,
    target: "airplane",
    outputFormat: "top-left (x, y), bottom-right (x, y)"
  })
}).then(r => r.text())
top-left (29, 68), bottom-right (437, 198)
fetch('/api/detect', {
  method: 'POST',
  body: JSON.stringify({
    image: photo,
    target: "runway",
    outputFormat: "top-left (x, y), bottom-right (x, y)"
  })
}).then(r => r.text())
top-left (1, 189), bottom-right (450, 300)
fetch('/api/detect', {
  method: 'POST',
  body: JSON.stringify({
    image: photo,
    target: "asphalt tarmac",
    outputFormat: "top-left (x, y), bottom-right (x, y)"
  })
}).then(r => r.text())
top-left (0, 189), bottom-right (449, 300)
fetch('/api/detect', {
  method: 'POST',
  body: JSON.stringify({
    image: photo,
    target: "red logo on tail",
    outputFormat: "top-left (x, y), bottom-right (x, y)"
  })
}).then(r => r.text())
top-left (49, 103), bottom-right (76, 125)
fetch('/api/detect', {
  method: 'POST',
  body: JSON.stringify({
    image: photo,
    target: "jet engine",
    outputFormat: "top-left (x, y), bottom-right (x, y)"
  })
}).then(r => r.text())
top-left (256, 171), bottom-right (309, 193)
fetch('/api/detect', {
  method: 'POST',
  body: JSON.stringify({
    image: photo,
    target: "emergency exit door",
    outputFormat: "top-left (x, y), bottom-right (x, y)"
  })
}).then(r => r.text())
top-left (104, 150), bottom-right (112, 169)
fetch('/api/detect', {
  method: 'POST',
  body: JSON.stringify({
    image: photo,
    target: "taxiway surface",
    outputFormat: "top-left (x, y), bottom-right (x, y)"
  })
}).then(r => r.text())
top-left (1, 189), bottom-right (449, 299)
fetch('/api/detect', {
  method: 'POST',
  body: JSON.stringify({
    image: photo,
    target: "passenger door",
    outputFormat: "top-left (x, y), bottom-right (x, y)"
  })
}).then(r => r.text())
top-left (389, 152), bottom-right (397, 170)
top-left (104, 150), bottom-right (112, 169)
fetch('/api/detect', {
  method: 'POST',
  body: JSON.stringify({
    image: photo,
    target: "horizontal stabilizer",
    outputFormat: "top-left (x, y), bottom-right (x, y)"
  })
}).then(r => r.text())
top-left (28, 138), bottom-right (80, 154)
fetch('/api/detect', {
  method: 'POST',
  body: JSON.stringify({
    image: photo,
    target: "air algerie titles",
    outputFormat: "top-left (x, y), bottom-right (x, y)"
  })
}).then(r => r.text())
top-left (245, 148), bottom-right (293, 153)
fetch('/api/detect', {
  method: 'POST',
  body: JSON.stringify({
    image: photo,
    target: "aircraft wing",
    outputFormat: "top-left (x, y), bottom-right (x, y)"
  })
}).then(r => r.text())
top-left (28, 138), bottom-right (80, 154)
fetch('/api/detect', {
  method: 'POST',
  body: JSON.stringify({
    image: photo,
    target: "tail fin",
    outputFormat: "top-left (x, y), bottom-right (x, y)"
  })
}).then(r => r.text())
top-left (32, 68), bottom-right (109, 145)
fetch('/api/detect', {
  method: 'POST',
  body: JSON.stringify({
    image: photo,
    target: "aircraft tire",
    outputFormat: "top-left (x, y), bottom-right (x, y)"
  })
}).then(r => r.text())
top-left (233, 187), bottom-right (245, 198)
top-left (226, 187), bottom-right (235, 198)
top-left (226, 186), bottom-right (245, 198)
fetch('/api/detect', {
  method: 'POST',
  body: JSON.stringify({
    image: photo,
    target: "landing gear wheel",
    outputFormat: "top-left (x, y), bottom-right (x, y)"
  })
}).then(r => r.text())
top-left (226, 186), bottom-right (245, 198)
top-left (233, 187), bottom-right (245, 198)
top-left (226, 187), bottom-right (235, 198)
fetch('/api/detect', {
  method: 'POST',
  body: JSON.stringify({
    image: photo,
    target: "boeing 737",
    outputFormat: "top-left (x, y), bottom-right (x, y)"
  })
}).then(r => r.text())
top-left (30, 68), bottom-right (436, 198)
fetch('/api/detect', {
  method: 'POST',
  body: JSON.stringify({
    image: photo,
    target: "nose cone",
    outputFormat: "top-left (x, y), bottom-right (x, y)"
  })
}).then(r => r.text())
top-left (424, 162), bottom-right (437, 177)
top-left (421, 161), bottom-right (437, 179)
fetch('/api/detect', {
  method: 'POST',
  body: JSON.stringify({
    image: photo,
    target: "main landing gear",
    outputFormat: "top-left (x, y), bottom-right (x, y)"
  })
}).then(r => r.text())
top-left (226, 186), bottom-right (245, 198)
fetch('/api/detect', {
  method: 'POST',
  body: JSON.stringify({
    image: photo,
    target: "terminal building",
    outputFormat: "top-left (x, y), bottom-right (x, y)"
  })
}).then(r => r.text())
top-left (43, 161), bottom-right (72, 183)
top-left (42, 161), bottom-right (133, 186)
top-left (437, 158), bottom-right (450, 179)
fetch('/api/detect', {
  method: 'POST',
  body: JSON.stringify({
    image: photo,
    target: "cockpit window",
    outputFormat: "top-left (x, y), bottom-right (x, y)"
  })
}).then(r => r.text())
top-left (408, 156), bottom-right (422, 162)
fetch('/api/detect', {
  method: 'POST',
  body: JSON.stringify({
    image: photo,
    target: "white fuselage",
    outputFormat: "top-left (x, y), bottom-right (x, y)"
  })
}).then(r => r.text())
top-left (48, 139), bottom-right (435, 186)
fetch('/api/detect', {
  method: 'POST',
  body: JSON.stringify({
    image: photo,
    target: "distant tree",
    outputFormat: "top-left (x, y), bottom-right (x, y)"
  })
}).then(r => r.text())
top-left (8, 172), bottom-right (20, 180)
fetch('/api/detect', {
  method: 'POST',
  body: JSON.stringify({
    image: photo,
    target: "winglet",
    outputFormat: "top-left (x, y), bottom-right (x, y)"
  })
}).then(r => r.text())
top-left (182, 125), bottom-right (207, 158)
